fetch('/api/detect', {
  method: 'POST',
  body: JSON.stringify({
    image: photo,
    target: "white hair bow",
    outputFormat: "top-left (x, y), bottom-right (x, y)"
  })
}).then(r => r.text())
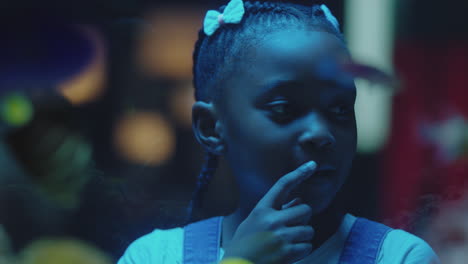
top-left (320, 4), bottom-right (340, 30)
top-left (203, 0), bottom-right (245, 36)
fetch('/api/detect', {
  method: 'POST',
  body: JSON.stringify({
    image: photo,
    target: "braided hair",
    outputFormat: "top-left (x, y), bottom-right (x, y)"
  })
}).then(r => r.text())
top-left (187, 0), bottom-right (345, 223)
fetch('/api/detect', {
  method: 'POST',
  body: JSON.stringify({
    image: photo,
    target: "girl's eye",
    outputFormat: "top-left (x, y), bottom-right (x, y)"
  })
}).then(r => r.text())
top-left (271, 103), bottom-right (288, 114)
top-left (329, 105), bottom-right (354, 119)
top-left (265, 101), bottom-right (294, 120)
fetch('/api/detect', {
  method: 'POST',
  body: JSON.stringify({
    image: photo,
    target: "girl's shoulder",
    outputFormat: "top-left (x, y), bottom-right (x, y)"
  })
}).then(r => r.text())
top-left (117, 227), bottom-right (185, 264)
top-left (345, 215), bottom-right (439, 263)
top-left (380, 227), bottom-right (440, 263)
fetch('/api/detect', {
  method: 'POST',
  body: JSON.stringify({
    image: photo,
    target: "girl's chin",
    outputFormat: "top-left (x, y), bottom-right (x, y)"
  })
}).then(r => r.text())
top-left (291, 191), bottom-right (336, 213)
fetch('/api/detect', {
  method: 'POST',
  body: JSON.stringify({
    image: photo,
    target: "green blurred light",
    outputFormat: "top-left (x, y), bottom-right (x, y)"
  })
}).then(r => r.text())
top-left (1, 92), bottom-right (34, 127)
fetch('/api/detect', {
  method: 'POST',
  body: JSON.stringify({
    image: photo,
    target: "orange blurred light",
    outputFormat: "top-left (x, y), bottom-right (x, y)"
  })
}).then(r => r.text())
top-left (58, 26), bottom-right (107, 105)
top-left (114, 112), bottom-right (176, 166)
top-left (170, 81), bottom-right (195, 128)
top-left (137, 7), bottom-right (203, 79)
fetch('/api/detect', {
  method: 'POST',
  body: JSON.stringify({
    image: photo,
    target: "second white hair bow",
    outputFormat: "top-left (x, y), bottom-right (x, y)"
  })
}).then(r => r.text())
top-left (320, 4), bottom-right (340, 30)
top-left (203, 0), bottom-right (245, 36)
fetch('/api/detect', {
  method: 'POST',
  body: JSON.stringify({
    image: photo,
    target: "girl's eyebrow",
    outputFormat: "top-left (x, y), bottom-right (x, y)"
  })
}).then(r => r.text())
top-left (253, 79), bottom-right (299, 105)
top-left (258, 78), bottom-right (355, 95)
top-left (327, 88), bottom-right (357, 103)
top-left (257, 79), bottom-right (302, 95)
top-left (255, 78), bottom-right (357, 105)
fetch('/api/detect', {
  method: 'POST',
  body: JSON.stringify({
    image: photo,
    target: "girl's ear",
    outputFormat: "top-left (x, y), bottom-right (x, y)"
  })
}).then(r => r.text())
top-left (192, 101), bottom-right (225, 155)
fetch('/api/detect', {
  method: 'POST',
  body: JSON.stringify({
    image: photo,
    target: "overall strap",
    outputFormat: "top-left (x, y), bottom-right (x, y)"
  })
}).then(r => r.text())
top-left (184, 217), bottom-right (223, 264)
top-left (338, 217), bottom-right (392, 264)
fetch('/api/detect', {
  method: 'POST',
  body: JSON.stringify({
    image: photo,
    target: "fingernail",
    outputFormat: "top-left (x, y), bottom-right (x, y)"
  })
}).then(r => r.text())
top-left (306, 161), bottom-right (317, 170)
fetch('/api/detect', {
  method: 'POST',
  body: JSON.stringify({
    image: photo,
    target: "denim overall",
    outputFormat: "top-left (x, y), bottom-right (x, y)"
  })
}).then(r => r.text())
top-left (183, 216), bottom-right (391, 264)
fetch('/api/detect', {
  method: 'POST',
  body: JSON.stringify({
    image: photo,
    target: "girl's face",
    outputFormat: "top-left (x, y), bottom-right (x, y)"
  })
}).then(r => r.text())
top-left (217, 29), bottom-right (357, 213)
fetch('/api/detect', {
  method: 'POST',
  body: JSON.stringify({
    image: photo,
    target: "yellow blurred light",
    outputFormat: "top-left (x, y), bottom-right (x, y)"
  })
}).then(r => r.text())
top-left (114, 112), bottom-right (176, 166)
top-left (58, 27), bottom-right (106, 105)
top-left (0, 92), bottom-right (34, 127)
top-left (20, 238), bottom-right (112, 264)
top-left (220, 258), bottom-right (254, 264)
top-left (137, 7), bottom-right (203, 78)
top-left (169, 81), bottom-right (195, 128)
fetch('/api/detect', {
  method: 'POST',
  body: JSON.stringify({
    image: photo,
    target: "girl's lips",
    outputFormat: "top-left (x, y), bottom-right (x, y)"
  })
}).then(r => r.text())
top-left (292, 161), bottom-right (337, 179)
top-left (316, 164), bottom-right (336, 172)
top-left (305, 163), bottom-right (337, 181)
top-left (312, 169), bottom-right (336, 179)
top-left (292, 167), bottom-right (336, 194)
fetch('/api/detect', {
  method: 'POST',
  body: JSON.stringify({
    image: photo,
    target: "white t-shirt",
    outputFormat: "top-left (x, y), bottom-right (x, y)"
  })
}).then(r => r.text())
top-left (118, 214), bottom-right (440, 264)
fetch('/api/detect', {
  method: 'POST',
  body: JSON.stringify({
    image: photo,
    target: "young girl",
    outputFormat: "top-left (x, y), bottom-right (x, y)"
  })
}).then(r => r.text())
top-left (118, 1), bottom-right (439, 263)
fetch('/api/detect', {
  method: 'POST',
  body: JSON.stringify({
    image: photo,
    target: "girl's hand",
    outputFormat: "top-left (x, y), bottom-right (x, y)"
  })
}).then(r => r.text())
top-left (223, 161), bottom-right (317, 264)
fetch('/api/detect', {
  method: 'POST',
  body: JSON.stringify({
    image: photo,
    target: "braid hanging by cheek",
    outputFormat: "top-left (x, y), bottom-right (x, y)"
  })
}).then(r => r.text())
top-left (186, 152), bottom-right (219, 224)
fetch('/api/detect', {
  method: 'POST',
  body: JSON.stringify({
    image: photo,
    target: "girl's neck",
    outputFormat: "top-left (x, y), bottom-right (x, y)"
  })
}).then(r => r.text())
top-left (221, 206), bottom-right (250, 247)
top-left (309, 200), bottom-right (345, 249)
top-left (221, 199), bottom-right (345, 250)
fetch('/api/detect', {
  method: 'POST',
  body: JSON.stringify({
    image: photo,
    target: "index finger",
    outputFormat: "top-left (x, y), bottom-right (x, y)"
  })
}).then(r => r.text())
top-left (257, 161), bottom-right (317, 209)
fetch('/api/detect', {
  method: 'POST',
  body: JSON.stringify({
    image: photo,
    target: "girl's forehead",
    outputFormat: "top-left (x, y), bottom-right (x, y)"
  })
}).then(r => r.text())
top-left (252, 29), bottom-right (348, 66)
top-left (234, 30), bottom-right (353, 90)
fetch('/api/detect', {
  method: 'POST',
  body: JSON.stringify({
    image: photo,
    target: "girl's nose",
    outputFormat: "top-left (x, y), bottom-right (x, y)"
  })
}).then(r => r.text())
top-left (298, 118), bottom-right (336, 153)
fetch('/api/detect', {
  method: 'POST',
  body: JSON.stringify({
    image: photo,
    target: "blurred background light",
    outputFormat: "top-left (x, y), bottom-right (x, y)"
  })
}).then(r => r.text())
top-left (420, 115), bottom-right (468, 163)
top-left (113, 111), bottom-right (176, 166)
top-left (137, 7), bottom-right (203, 79)
top-left (169, 81), bottom-right (195, 128)
top-left (0, 92), bottom-right (34, 127)
top-left (58, 27), bottom-right (107, 105)
top-left (345, 0), bottom-right (396, 153)
top-left (19, 238), bottom-right (112, 264)
top-left (7, 118), bottom-right (94, 209)
top-left (423, 194), bottom-right (468, 264)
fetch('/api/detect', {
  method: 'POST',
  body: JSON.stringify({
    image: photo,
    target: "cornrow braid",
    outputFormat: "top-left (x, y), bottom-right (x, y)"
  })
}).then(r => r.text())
top-left (193, 1), bottom-right (304, 102)
top-left (186, 152), bottom-right (219, 223)
top-left (188, 0), bottom-right (344, 222)
top-left (244, 1), bottom-right (286, 14)
top-left (193, 1), bottom-right (343, 102)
